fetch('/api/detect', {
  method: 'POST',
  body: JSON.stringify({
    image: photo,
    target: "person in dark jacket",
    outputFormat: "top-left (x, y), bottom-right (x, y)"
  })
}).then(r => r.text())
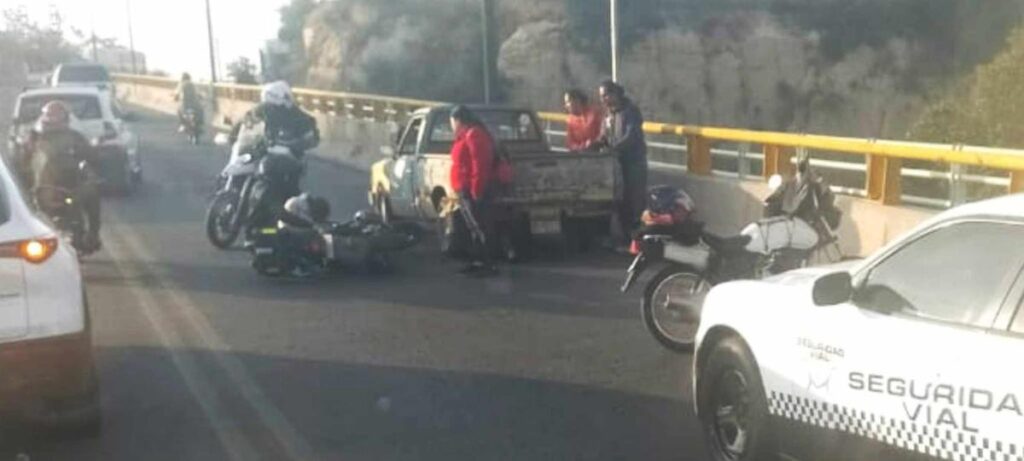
top-left (597, 80), bottom-right (648, 243)
top-left (23, 101), bottom-right (102, 252)
top-left (449, 105), bottom-right (497, 277)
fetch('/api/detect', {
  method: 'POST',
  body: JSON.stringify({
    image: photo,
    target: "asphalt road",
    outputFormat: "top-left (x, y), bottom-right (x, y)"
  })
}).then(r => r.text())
top-left (0, 109), bottom-right (708, 461)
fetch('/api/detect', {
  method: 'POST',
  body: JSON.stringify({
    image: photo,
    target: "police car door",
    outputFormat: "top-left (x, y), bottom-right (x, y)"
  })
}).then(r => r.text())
top-left (778, 219), bottom-right (1024, 461)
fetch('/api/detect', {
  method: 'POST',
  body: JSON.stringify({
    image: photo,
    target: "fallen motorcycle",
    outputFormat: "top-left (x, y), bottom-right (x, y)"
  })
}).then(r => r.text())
top-left (249, 199), bottom-right (423, 278)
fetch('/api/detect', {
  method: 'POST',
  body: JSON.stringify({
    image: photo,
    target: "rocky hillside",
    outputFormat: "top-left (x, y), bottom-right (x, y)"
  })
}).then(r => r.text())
top-left (289, 0), bottom-right (1024, 139)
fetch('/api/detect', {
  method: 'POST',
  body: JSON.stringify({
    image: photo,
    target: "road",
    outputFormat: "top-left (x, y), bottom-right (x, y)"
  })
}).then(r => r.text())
top-left (0, 109), bottom-right (707, 461)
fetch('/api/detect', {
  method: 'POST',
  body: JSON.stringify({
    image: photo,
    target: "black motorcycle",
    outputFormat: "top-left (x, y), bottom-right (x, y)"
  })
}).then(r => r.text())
top-left (621, 181), bottom-right (843, 352)
top-left (249, 209), bottom-right (422, 278)
top-left (182, 108), bottom-right (202, 145)
top-left (34, 184), bottom-right (90, 255)
top-left (205, 124), bottom-right (311, 249)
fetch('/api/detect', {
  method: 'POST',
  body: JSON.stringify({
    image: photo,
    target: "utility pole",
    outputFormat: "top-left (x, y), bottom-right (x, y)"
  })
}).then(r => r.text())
top-left (480, 0), bottom-right (493, 103)
top-left (610, 0), bottom-right (619, 83)
top-left (126, 0), bottom-right (137, 74)
top-left (204, 0), bottom-right (218, 83)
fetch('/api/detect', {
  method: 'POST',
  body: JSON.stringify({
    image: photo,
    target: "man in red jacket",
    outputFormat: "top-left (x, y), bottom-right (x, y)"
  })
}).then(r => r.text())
top-left (449, 105), bottom-right (498, 277)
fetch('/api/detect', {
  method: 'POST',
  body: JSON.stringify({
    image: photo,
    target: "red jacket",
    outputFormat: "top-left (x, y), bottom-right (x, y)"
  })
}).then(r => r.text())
top-left (450, 125), bottom-right (494, 200)
top-left (565, 104), bottom-right (604, 151)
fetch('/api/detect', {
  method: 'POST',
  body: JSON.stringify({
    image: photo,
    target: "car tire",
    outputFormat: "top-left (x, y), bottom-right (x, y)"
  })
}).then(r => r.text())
top-left (56, 369), bottom-right (102, 439)
top-left (377, 193), bottom-right (393, 224)
top-left (698, 336), bottom-right (775, 461)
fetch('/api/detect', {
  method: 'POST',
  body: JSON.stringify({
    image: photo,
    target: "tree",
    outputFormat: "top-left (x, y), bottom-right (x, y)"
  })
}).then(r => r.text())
top-left (227, 57), bottom-right (258, 84)
top-left (0, 6), bottom-right (81, 75)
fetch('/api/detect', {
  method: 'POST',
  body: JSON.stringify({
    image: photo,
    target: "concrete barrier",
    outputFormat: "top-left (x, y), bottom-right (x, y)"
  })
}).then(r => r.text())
top-left (117, 82), bottom-right (935, 257)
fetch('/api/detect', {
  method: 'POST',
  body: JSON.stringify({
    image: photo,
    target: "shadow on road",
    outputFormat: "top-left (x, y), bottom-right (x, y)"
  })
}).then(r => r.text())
top-left (2, 346), bottom-right (704, 461)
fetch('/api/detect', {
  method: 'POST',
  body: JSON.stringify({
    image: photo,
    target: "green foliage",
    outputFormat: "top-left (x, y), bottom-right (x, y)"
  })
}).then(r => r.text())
top-left (0, 7), bottom-right (81, 74)
top-left (910, 27), bottom-right (1024, 147)
top-left (227, 57), bottom-right (258, 84)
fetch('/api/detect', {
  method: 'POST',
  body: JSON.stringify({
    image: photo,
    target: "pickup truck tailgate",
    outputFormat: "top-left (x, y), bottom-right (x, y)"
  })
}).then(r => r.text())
top-left (504, 152), bottom-right (616, 205)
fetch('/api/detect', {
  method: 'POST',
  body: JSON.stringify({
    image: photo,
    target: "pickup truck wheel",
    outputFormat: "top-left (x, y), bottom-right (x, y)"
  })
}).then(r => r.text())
top-left (377, 193), bottom-right (393, 224)
top-left (698, 336), bottom-right (775, 461)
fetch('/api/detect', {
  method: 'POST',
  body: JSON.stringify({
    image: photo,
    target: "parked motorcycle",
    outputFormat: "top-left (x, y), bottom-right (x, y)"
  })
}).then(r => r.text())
top-left (182, 108), bottom-right (202, 145)
top-left (249, 198), bottom-right (422, 278)
top-left (204, 121), bottom-right (310, 249)
top-left (621, 177), bottom-right (843, 352)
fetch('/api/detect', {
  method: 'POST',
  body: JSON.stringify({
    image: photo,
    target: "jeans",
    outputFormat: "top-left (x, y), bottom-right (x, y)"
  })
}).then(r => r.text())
top-left (463, 193), bottom-right (494, 266)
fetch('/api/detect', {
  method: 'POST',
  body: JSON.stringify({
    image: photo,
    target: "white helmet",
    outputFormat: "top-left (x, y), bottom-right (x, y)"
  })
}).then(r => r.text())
top-left (261, 80), bottom-right (294, 107)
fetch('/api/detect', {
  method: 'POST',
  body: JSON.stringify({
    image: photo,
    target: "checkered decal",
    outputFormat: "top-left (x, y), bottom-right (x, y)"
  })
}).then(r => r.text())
top-left (769, 392), bottom-right (1024, 461)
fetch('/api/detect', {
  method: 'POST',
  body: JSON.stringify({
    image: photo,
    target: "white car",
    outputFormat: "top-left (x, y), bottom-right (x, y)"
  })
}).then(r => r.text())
top-left (9, 87), bottom-right (142, 192)
top-left (0, 153), bottom-right (100, 434)
top-left (693, 194), bottom-right (1024, 461)
top-left (50, 63), bottom-right (114, 92)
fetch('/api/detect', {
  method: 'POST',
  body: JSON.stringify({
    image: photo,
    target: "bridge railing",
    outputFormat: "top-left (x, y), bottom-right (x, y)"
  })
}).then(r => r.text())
top-left (115, 74), bottom-right (1024, 208)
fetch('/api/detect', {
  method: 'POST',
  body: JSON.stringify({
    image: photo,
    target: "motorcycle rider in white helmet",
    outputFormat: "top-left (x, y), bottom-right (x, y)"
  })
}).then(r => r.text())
top-left (228, 80), bottom-right (319, 152)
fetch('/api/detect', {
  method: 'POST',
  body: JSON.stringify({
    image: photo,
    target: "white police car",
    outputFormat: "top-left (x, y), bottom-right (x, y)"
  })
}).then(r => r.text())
top-left (693, 194), bottom-right (1024, 461)
top-left (0, 153), bottom-right (100, 435)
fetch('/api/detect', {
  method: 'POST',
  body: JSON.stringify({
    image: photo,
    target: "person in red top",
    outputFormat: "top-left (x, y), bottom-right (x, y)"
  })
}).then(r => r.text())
top-left (563, 89), bottom-right (604, 152)
top-left (449, 105), bottom-right (497, 277)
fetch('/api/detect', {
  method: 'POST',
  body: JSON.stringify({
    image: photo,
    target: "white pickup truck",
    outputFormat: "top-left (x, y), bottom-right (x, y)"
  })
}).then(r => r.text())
top-left (370, 105), bottom-right (617, 256)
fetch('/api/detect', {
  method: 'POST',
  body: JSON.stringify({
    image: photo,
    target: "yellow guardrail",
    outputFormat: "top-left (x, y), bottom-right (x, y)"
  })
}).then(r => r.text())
top-left (116, 74), bottom-right (1024, 205)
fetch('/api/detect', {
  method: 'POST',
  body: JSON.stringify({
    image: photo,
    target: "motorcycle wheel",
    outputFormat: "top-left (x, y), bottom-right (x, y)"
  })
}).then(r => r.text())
top-left (641, 265), bottom-right (712, 352)
top-left (205, 192), bottom-right (241, 249)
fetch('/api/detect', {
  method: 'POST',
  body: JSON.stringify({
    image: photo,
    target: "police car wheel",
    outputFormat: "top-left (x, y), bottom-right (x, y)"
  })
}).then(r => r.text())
top-left (698, 336), bottom-right (774, 461)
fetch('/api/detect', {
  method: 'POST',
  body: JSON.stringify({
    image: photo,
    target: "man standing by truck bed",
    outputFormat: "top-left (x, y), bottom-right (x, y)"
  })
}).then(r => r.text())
top-left (597, 80), bottom-right (648, 244)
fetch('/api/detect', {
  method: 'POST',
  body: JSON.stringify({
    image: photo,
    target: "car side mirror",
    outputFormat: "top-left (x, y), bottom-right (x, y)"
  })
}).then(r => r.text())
top-left (380, 145), bottom-right (395, 157)
top-left (213, 133), bottom-right (230, 146)
top-left (812, 272), bottom-right (853, 306)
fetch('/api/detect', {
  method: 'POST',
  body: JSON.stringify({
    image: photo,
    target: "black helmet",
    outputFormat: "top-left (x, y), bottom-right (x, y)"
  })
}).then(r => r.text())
top-left (647, 185), bottom-right (695, 216)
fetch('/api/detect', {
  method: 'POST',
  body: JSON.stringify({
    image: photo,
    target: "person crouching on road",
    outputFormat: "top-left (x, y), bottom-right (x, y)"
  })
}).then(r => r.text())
top-left (596, 80), bottom-right (648, 247)
top-left (564, 89), bottom-right (604, 152)
top-left (449, 105), bottom-right (498, 277)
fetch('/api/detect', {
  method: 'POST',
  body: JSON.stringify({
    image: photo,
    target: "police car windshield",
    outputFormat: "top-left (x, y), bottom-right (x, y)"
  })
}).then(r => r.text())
top-left (17, 95), bottom-right (102, 122)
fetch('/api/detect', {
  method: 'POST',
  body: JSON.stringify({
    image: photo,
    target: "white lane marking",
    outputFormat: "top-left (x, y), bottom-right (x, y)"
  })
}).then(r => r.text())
top-left (103, 229), bottom-right (259, 461)
top-left (110, 216), bottom-right (318, 461)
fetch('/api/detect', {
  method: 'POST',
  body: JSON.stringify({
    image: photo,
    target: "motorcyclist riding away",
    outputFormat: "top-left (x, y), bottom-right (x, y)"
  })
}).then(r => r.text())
top-left (22, 101), bottom-right (103, 252)
top-left (174, 72), bottom-right (203, 131)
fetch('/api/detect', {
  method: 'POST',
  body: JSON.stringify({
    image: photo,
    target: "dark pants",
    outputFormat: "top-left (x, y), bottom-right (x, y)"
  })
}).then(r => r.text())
top-left (464, 193), bottom-right (494, 266)
top-left (618, 158), bottom-right (648, 239)
top-left (77, 182), bottom-right (101, 240)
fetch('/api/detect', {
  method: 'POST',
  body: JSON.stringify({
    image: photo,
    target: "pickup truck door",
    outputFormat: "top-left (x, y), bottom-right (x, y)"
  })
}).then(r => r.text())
top-left (389, 117), bottom-right (424, 217)
top-left (776, 220), bottom-right (1024, 461)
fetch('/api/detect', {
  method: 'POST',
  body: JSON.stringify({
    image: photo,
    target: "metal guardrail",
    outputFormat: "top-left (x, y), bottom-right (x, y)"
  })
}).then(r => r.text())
top-left (115, 73), bottom-right (1024, 208)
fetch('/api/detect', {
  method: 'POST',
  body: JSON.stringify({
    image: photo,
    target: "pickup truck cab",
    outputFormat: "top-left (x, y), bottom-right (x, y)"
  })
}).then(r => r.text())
top-left (370, 105), bottom-right (616, 254)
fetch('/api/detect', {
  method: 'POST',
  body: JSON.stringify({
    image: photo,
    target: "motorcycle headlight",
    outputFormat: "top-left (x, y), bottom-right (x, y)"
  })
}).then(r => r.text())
top-left (239, 153), bottom-right (254, 164)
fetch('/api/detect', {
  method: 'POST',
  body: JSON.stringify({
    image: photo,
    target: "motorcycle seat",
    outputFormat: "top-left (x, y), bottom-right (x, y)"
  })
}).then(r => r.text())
top-left (702, 233), bottom-right (752, 253)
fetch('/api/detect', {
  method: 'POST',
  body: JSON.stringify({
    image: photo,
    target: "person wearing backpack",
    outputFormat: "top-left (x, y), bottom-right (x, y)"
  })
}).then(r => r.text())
top-left (449, 105), bottom-right (499, 277)
top-left (22, 101), bottom-right (103, 252)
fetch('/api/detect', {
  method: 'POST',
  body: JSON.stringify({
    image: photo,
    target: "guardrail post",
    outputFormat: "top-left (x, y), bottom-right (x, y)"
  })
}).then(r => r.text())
top-left (737, 142), bottom-right (750, 179)
top-left (686, 134), bottom-right (712, 175)
top-left (762, 144), bottom-right (793, 179)
top-left (949, 164), bottom-right (967, 206)
top-left (1010, 171), bottom-right (1024, 194)
top-left (866, 155), bottom-right (902, 205)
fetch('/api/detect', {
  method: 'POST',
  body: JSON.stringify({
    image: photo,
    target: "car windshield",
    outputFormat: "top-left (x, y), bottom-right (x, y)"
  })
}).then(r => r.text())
top-left (58, 65), bottom-right (110, 82)
top-left (17, 94), bottom-right (102, 122)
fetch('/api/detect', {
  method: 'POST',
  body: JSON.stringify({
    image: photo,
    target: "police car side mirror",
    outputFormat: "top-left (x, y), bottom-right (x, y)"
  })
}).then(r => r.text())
top-left (812, 271), bottom-right (853, 306)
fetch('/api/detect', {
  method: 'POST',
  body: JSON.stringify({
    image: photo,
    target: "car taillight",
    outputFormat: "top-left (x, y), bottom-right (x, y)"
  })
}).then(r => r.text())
top-left (0, 238), bottom-right (59, 264)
